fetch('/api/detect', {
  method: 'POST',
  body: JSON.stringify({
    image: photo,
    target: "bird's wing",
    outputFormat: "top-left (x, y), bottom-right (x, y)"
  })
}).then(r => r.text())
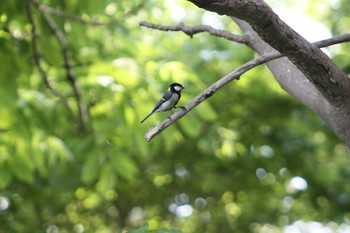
top-left (153, 91), bottom-right (173, 112)
top-left (140, 91), bottom-right (174, 124)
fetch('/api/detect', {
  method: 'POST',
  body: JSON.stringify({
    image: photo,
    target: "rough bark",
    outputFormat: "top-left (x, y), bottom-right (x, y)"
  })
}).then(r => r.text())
top-left (233, 19), bottom-right (331, 119)
top-left (187, 0), bottom-right (350, 150)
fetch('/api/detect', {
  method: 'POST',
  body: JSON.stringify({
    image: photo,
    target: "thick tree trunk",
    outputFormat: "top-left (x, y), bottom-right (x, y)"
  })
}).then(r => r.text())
top-left (188, 0), bottom-right (350, 150)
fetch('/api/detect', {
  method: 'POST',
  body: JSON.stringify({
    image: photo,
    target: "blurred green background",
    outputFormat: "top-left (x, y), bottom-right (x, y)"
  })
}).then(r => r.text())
top-left (1, 0), bottom-right (350, 232)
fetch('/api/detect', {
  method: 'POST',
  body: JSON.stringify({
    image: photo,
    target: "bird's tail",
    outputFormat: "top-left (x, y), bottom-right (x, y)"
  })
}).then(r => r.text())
top-left (140, 111), bottom-right (155, 124)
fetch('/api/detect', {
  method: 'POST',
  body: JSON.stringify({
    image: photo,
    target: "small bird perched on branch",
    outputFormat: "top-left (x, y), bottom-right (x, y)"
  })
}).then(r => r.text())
top-left (140, 83), bottom-right (184, 123)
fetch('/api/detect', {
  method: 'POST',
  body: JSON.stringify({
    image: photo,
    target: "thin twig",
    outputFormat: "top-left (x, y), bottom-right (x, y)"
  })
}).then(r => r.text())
top-left (313, 33), bottom-right (350, 47)
top-left (26, 0), bottom-right (72, 111)
top-left (140, 21), bottom-right (249, 44)
top-left (145, 33), bottom-right (350, 141)
top-left (39, 7), bottom-right (89, 133)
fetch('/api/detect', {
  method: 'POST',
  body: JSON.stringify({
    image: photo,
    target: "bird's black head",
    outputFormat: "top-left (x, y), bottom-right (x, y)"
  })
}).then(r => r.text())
top-left (169, 83), bottom-right (184, 93)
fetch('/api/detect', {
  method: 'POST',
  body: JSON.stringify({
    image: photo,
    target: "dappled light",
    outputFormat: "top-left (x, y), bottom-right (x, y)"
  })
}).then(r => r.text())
top-left (0, 196), bottom-right (10, 211)
top-left (288, 177), bottom-right (308, 192)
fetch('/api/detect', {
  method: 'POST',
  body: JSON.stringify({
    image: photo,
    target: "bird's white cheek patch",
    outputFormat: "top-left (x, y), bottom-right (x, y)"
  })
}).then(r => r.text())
top-left (174, 86), bottom-right (182, 91)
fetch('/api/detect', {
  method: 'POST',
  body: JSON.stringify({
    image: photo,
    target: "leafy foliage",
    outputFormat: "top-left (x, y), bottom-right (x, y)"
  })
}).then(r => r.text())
top-left (0, 0), bottom-right (350, 233)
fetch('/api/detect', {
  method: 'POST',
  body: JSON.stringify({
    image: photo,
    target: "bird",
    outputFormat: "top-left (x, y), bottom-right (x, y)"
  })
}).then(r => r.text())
top-left (140, 83), bottom-right (184, 123)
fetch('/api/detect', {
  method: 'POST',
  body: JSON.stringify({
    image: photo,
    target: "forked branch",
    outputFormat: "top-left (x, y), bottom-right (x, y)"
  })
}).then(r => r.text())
top-left (144, 34), bottom-right (350, 141)
top-left (187, 0), bottom-right (350, 106)
top-left (26, 0), bottom-right (71, 111)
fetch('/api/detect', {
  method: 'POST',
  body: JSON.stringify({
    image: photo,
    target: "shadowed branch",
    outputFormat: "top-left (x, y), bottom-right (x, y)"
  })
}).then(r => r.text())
top-left (26, 0), bottom-right (72, 111)
top-left (39, 8), bottom-right (89, 133)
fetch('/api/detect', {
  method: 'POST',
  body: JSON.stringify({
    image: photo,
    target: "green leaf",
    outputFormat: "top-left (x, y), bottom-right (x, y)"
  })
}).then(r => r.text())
top-left (0, 164), bottom-right (12, 189)
top-left (96, 163), bottom-right (114, 193)
top-left (178, 116), bottom-right (201, 138)
top-left (47, 136), bottom-right (73, 163)
top-left (7, 151), bottom-right (33, 184)
top-left (81, 151), bottom-right (100, 184)
top-left (110, 153), bottom-right (138, 181)
top-left (195, 102), bottom-right (218, 121)
top-left (127, 224), bottom-right (148, 233)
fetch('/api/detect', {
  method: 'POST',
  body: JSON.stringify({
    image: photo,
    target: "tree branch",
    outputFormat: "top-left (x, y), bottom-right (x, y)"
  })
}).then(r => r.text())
top-left (145, 34), bottom-right (350, 141)
top-left (187, 0), bottom-right (350, 106)
top-left (139, 21), bottom-right (249, 44)
top-left (29, 0), bottom-right (147, 133)
top-left (234, 18), bottom-right (350, 149)
top-left (38, 4), bottom-right (89, 133)
top-left (26, 0), bottom-right (72, 111)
